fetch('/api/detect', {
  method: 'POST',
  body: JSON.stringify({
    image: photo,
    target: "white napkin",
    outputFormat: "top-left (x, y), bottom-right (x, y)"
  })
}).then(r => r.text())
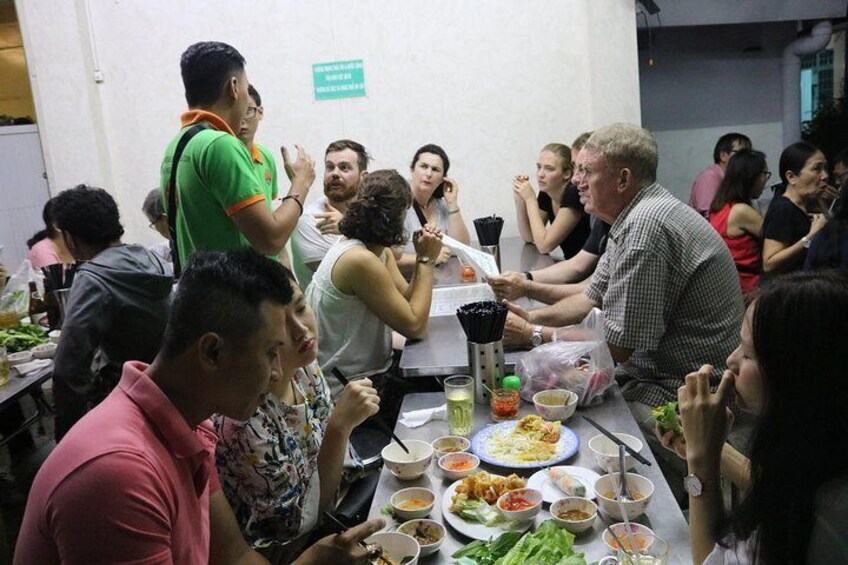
top-left (11, 359), bottom-right (51, 378)
top-left (399, 404), bottom-right (447, 428)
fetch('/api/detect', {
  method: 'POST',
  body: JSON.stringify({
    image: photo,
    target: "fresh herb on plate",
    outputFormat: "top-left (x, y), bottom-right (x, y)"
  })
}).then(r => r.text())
top-left (452, 530), bottom-right (523, 565)
top-left (497, 519), bottom-right (586, 565)
top-left (651, 401), bottom-right (682, 434)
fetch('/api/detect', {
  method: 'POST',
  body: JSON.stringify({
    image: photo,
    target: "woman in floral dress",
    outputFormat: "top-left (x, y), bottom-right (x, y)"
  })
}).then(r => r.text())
top-left (214, 269), bottom-right (380, 562)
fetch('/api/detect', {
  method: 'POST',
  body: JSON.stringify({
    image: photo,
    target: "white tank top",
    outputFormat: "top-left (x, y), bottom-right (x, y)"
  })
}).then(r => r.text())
top-left (305, 238), bottom-right (393, 399)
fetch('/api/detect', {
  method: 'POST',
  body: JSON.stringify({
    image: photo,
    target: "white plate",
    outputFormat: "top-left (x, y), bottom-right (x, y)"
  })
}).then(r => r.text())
top-left (526, 466), bottom-right (602, 504)
top-left (471, 420), bottom-right (579, 469)
top-left (441, 476), bottom-right (537, 541)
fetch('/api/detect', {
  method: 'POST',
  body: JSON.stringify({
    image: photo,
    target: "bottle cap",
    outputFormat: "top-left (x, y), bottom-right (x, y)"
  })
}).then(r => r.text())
top-left (502, 375), bottom-right (521, 390)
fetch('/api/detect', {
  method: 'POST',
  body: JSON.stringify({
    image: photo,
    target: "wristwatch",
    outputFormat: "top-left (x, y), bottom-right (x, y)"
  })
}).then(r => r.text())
top-left (801, 236), bottom-right (812, 249)
top-left (530, 325), bottom-right (544, 347)
top-left (417, 255), bottom-right (431, 265)
top-left (684, 473), bottom-right (718, 498)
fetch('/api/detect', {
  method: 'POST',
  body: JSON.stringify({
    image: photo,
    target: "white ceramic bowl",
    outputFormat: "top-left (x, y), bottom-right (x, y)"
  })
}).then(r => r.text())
top-left (594, 473), bottom-right (654, 521)
top-left (431, 435), bottom-right (471, 459)
top-left (496, 487), bottom-right (543, 523)
top-left (31, 342), bottom-right (57, 359)
top-left (48, 330), bottom-right (61, 344)
top-left (438, 452), bottom-right (480, 481)
top-left (533, 389), bottom-right (579, 421)
top-left (390, 487), bottom-right (436, 520)
top-left (602, 522), bottom-right (656, 553)
top-left (588, 433), bottom-right (644, 472)
top-left (550, 496), bottom-right (598, 534)
top-left (382, 440), bottom-right (434, 480)
top-left (7, 351), bottom-right (33, 366)
top-left (365, 532), bottom-right (420, 565)
top-left (397, 519), bottom-right (446, 556)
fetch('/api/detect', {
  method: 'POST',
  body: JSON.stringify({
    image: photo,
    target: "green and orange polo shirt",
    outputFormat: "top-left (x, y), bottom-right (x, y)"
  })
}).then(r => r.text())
top-left (249, 142), bottom-right (279, 203)
top-left (159, 110), bottom-right (270, 261)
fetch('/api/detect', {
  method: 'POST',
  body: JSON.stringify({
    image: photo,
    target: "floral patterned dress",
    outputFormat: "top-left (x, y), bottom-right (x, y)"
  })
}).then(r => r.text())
top-left (213, 362), bottom-right (360, 549)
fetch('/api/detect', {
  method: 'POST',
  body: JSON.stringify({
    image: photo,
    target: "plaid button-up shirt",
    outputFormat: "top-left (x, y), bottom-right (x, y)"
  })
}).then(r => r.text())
top-left (586, 183), bottom-right (743, 406)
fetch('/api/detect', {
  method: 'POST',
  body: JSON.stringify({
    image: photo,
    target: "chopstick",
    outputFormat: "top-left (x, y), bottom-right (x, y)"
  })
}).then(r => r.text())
top-left (583, 416), bottom-right (652, 467)
top-left (331, 367), bottom-right (410, 454)
top-left (323, 511), bottom-right (381, 558)
top-left (598, 512), bottom-right (638, 562)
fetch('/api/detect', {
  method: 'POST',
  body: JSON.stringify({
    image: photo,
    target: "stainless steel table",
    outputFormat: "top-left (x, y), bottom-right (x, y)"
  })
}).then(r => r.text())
top-left (402, 237), bottom-right (559, 377)
top-left (367, 390), bottom-right (692, 564)
top-left (0, 363), bottom-right (53, 447)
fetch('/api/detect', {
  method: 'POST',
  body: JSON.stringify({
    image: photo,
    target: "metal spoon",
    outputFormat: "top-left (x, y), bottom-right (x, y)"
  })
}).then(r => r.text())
top-left (618, 444), bottom-right (633, 502)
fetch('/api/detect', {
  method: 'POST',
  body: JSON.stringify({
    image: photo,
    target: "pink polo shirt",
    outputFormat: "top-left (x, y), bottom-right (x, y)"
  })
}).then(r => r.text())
top-left (15, 362), bottom-right (221, 564)
top-left (688, 163), bottom-right (725, 218)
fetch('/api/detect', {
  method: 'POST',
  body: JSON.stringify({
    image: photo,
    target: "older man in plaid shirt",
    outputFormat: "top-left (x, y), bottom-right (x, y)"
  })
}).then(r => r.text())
top-left (505, 123), bottom-right (742, 411)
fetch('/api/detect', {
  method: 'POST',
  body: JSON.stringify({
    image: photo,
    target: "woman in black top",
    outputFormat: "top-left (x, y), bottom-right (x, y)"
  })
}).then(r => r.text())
top-left (761, 142), bottom-right (829, 274)
top-left (513, 140), bottom-right (591, 258)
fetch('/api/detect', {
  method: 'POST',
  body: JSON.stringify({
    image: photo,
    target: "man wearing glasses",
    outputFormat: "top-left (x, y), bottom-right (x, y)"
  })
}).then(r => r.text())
top-left (160, 42), bottom-right (316, 271)
top-left (688, 132), bottom-right (752, 218)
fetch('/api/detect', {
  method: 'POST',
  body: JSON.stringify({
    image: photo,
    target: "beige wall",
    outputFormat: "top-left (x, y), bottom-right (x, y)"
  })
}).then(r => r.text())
top-left (0, 5), bottom-right (36, 121)
top-left (16, 0), bottom-right (641, 247)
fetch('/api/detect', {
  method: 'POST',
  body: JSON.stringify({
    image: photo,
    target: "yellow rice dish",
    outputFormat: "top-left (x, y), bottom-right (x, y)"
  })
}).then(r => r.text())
top-left (485, 415), bottom-right (562, 464)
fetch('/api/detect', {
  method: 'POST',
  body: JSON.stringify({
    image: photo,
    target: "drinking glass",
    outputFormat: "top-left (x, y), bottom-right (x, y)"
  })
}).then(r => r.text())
top-left (445, 375), bottom-right (474, 436)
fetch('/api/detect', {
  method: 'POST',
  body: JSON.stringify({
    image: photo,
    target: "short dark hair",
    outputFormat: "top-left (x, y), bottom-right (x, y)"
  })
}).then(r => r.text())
top-left (325, 139), bottom-right (371, 172)
top-left (180, 41), bottom-right (246, 107)
top-left (339, 170), bottom-right (411, 247)
top-left (142, 189), bottom-right (165, 223)
top-left (27, 198), bottom-right (57, 249)
top-left (160, 248), bottom-right (295, 359)
top-left (713, 133), bottom-right (751, 164)
top-left (710, 149), bottom-right (767, 212)
top-left (51, 184), bottom-right (124, 247)
top-left (411, 144), bottom-right (450, 198)
top-left (248, 84), bottom-right (261, 107)
top-left (832, 147), bottom-right (848, 168)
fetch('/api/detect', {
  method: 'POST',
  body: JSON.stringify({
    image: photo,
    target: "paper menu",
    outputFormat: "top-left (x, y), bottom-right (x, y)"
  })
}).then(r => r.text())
top-left (441, 235), bottom-right (500, 278)
top-left (429, 283), bottom-right (496, 317)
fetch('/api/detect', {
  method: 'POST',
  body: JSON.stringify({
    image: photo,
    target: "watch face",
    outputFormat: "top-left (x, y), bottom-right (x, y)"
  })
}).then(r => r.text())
top-left (684, 474), bottom-right (703, 497)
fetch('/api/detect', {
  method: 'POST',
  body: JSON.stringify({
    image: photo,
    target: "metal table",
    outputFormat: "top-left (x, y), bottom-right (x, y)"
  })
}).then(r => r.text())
top-left (367, 390), bottom-right (692, 564)
top-left (402, 237), bottom-right (559, 377)
top-left (0, 363), bottom-right (53, 447)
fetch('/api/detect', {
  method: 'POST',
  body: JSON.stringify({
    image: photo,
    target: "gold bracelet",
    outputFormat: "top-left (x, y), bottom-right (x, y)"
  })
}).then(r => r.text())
top-left (447, 207), bottom-right (460, 215)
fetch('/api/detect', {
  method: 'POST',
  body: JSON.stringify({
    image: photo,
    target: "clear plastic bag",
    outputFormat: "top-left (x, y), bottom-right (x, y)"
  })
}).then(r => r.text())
top-left (516, 308), bottom-right (615, 406)
top-left (0, 260), bottom-right (33, 328)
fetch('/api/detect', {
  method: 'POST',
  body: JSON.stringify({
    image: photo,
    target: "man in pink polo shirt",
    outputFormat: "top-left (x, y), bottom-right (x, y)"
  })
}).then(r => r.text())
top-left (15, 249), bottom-right (384, 564)
top-left (688, 132), bottom-right (752, 217)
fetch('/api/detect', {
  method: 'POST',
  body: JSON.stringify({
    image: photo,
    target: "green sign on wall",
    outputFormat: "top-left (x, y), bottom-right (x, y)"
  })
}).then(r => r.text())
top-left (312, 60), bottom-right (366, 101)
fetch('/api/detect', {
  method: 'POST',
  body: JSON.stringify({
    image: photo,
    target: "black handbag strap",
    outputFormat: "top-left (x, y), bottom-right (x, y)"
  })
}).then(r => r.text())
top-left (167, 123), bottom-right (209, 278)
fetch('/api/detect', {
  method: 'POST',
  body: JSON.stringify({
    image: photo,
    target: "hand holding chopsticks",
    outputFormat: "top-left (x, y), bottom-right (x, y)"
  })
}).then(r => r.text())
top-left (310, 511), bottom-right (386, 563)
top-left (331, 367), bottom-right (410, 454)
top-left (583, 416), bottom-right (652, 467)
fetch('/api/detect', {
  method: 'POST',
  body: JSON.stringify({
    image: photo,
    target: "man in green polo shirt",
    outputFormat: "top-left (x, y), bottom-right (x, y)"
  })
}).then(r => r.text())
top-left (160, 41), bottom-right (315, 267)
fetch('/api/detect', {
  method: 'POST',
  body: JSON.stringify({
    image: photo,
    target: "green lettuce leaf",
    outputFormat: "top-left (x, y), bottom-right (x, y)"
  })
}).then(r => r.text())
top-left (651, 401), bottom-right (682, 434)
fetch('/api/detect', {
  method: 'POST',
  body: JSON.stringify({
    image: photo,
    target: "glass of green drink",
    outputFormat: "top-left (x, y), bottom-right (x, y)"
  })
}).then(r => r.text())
top-left (445, 375), bottom-right (474, 437)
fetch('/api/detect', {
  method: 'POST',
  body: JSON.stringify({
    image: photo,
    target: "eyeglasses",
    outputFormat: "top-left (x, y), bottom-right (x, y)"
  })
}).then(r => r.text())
top-left (244, 106), bottom-right (259, 119)
top-left (761, 171), bottom-right (772, 180)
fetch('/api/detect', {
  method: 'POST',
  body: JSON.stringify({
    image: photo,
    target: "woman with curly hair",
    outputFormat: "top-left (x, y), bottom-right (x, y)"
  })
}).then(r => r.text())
top-left (306, 170), bottom-right (443, 400)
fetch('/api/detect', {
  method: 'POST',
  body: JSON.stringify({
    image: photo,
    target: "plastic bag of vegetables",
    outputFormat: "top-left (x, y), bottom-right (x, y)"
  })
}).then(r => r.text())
top-left (0, 259), bottom-right (32, 329)
top-left (516, 308), bottom-right (614, 406)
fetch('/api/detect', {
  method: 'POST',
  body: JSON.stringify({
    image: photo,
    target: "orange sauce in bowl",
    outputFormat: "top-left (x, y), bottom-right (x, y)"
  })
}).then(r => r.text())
top-left (499, 496), bottom-right (536, 511)
top-left (444, 459), bottom-right (474, 471)
top-left (603, 490), bottom-right (645, 501)
top-left (557, 508), bottom-right (592, 521)
top-left (397, 498), bottom-right (431, 510)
